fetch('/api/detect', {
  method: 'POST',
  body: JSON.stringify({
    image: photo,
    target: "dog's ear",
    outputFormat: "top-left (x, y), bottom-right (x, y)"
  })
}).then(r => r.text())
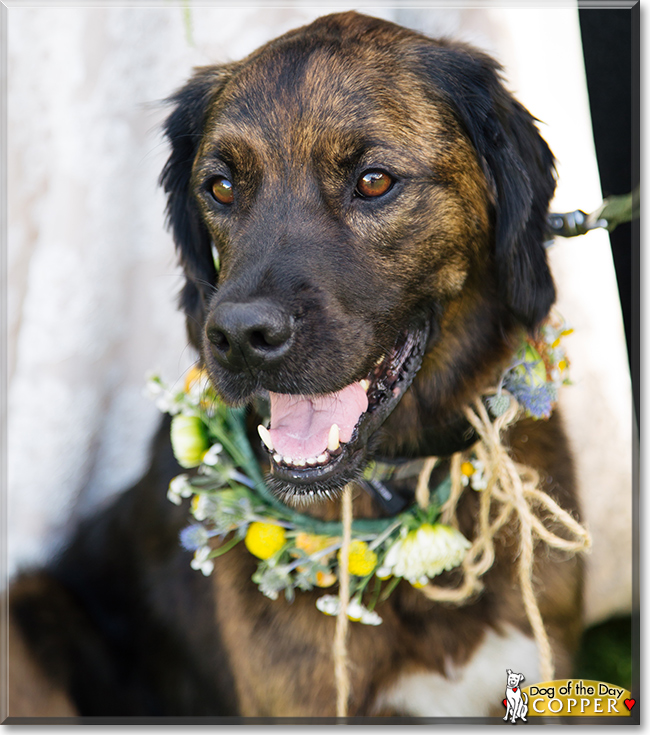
top-left (414, 43), bottom-right (556, 329)
top-left (160, 65), bottom-right (234, 344)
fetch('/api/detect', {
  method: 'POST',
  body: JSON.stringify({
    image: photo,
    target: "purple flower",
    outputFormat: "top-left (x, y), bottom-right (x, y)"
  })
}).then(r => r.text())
top-left (180, 524), bottom-right (212, 551)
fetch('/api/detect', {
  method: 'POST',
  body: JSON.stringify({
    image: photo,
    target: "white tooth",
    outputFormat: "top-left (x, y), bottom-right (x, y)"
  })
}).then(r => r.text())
top-left (375, 355), bottom-right (385, 366)
top-left (257, 425), bottom-right (274, 451)
top-left (284, 456), bottom-right (293, 465)
top-left (273, 453), bottom-right (282, 463)
top-left (306, 457), bottom-right (318, 465)
top-left (295, 458), bottom-right (305, 467)
top-left (328, 424), bottom-right (340, 452)
top-left (317, 453), bottom-right (328, 463)
top-left (360, 379), bottom-right (370, 392)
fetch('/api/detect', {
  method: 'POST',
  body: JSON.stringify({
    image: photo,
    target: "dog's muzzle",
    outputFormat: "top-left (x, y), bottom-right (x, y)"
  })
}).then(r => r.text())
top-left (205, 294), bottom-right (430, 502)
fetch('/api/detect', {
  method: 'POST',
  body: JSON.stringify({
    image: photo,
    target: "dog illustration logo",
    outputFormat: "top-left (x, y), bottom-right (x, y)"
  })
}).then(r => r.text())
top-left (503, 669), bottom-right (528, 723)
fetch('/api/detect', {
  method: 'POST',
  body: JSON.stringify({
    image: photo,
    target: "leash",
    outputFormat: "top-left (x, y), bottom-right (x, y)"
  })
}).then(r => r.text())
top-left (545, 185), bottom-right (639, 243)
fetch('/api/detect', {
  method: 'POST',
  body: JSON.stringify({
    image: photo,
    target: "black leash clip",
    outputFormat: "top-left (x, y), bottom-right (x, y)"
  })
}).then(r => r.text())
top-left (546, 186), bottom-right (638, 245)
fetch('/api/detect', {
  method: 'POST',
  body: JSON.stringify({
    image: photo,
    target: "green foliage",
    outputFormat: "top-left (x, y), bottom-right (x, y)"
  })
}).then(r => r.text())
top-left (574, 615), bottom-right (633, 690)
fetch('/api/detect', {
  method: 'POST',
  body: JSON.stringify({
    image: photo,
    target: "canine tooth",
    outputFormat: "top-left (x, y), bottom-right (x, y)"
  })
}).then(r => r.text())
top-left (328, 424), bottom-right (340, 452)
top-left (360, 379), bottom-right (370, 392)
top-left (257, 425), bottom-right (274, 451)
top-left (317, 453), bottom-right (328, 463)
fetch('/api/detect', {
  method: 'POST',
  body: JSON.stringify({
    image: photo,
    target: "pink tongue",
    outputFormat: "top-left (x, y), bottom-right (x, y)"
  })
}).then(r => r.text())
top-left (268, 383), bottom-right (368, 460)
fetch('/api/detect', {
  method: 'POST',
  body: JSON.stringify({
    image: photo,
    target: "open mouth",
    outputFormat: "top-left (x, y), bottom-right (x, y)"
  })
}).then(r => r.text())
top-left (257, 320), bottom-right (430, 501)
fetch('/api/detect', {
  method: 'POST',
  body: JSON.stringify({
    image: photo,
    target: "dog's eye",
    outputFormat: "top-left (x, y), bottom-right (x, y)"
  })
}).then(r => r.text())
top-left (210, 177), bottom-right (234, 205)
top-left (356, 170), bottom-right (394, 198)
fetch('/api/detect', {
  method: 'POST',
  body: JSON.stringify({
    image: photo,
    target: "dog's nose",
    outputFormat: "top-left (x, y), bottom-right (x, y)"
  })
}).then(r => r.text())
top-left (206, 300), bottom-right (294, 370)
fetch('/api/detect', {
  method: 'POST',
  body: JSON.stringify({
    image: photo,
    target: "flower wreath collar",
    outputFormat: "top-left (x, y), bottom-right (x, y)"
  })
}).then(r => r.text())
top-left (146, 313), bottom-right (574, 626)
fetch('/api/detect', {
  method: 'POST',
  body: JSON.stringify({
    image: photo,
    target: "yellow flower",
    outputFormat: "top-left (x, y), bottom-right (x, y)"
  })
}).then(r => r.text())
top-left (461, 461), bottom-right (475, 477)
top-left (294, 532), bottom-right (334, 556)
top-left (315, 570), bottom-right (337, 587)
top-left (293, 533), bottom-right (337, 578)
top-left (338, 540), bottom-right (378, 577)
top-left (245, 522), bottom-right (287, 560)
top-left (170, 414), bottom-right (210, 468)
top-left (184, 365), bottom-right (208, 393)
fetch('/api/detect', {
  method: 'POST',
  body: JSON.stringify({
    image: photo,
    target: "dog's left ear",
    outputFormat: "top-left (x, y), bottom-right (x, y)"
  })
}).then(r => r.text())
top-left (414, 42), bottom-right (556, 329)
top-left (160, 65), bottom-right (236, 346)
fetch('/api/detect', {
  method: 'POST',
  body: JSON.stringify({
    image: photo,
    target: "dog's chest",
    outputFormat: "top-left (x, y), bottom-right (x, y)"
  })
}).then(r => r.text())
top-left (372, 625), bottom-right (539, 717)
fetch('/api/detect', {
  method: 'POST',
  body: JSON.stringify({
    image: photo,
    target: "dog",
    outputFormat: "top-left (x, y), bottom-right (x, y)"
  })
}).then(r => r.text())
top-left (504, 669), bottom-right (528, 723)
top-left (8, 12), bottom-right (582, 719)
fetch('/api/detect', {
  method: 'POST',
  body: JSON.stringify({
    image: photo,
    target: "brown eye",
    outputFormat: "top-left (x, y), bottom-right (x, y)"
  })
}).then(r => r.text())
top-left (356, 170), bottom-right (393, 198)
top-left (211, 177), bottom-right (234, 204)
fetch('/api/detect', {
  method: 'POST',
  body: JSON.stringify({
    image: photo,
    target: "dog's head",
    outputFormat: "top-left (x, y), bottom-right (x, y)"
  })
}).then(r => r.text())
top-left (161, 12), bottom-right (555, 501)
top-left (506, 670), bottom-right (526, 688)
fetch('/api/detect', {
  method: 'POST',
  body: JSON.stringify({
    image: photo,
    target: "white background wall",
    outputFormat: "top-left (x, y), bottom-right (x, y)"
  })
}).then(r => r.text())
top-left (6, 2), bottom-right (634, 625)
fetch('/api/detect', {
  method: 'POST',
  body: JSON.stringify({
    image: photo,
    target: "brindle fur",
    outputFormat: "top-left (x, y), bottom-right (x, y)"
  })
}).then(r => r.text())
top-left (8, 12), bottom-right (581, 718)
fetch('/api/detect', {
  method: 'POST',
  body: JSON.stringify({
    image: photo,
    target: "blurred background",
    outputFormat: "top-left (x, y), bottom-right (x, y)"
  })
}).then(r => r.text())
top-left (6, 1), bottom-right (636, 688)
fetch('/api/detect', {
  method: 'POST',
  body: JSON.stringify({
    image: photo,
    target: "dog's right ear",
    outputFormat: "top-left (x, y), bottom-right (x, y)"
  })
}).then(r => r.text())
top-left (160, 65), bottom-right (234, 346)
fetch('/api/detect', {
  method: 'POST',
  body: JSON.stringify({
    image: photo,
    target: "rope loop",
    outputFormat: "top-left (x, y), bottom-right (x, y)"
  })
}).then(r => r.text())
top-left (333, 393), bottom-right (591, 710)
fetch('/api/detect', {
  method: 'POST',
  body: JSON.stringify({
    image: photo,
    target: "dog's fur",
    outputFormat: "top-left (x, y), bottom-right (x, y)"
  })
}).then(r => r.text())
top-left (8, 12), bottom-right (582, 718)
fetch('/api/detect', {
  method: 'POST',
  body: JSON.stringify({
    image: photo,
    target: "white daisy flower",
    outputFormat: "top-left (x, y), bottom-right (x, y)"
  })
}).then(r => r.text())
top-left (315, 595), bottom-right (383, 625)
top-left (190, 546), bottom-right (214, 576)
top-left (382, 523), bottom-right (471, 585)
top-left (316, 594), bottom-right (341, 616)
top-left (360, 608), bottom-right (383, 626)
top-left (346, 598), bottom-right (365, 621)
top-left (460, 459), bottom-right (487, 491)
top-left (167, 474), bottom-right (193, 506)
top-left (201, 443), bottom-right (224, 467)
top-left (156, 393), bottom-right (183, 416)
top-left (191, 493), bottom-right (219, 522)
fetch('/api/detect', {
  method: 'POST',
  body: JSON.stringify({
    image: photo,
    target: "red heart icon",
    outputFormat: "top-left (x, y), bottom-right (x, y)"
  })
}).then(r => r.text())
top-left (513, 687), bottom-right (518, 692)
top-left (503, 699), bottom-right (507, 707)
top-left (624, 699), bottom-right (635, 711)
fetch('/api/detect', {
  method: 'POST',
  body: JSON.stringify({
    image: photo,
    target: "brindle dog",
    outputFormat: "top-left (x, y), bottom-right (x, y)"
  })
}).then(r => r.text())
top-left (8, 12), bottom-right (581, 719)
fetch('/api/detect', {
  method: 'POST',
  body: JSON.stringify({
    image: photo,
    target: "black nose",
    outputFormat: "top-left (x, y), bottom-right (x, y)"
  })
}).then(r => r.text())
top-left (206, 299), bottom-right (294, 370)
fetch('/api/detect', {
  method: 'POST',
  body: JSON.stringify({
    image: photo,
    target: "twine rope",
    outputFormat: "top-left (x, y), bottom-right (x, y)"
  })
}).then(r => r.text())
top-left (415, 456), bottom-right (437, 509)
top-left (419, 395), bottom-right (591, 682)
top-left (332, 394), bottom-right (591, 708)
top-left (334, 484), bottom-right (353, 717)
